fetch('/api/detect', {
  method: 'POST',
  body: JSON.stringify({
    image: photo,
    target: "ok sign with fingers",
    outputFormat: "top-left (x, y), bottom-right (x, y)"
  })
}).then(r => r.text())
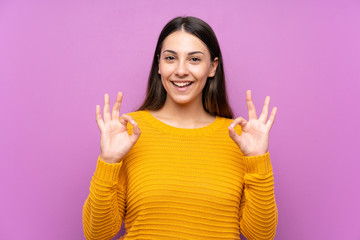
top-left (228, 90), bottom-right (277, 157)
top-left (96, 92), bottom-right (141, 164)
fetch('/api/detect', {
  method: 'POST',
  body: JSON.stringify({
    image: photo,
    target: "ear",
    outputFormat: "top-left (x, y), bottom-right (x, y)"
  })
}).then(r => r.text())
top-left (208, 57), bottom-right (219, 77)
top-left (157, 54), bottom-right (161, 74)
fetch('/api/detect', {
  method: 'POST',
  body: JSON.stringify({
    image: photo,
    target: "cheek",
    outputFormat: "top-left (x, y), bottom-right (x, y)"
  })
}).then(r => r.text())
top-left (159, 63), bottom-right (174, 77)
top-left (191, 65), bottom-right (211, 79)
top-left (159, 65), bottom-right (171, 89)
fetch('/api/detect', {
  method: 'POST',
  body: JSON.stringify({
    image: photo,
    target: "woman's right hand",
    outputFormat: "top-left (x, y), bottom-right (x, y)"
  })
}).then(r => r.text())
top-left (96, 92), bottom-right (141, 164)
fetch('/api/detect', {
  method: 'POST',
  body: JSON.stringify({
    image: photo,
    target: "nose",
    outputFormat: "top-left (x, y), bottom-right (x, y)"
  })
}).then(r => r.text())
top-left (175, 61), bottom-right (189, 77)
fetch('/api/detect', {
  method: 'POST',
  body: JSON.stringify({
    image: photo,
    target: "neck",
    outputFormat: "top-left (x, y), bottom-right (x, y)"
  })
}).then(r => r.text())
top-left (150, 97), bottom-right (215, 129)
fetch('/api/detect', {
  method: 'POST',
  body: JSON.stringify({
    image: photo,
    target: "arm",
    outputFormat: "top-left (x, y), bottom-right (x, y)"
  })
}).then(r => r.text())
top-left (82, 156), bottom-right (126, 240)
top-left (83, 92), bottom-right (140, 239)
top-left (239, 152), bottom-right (278, 240)
top-left (227, 90), bottom-right (278, 239)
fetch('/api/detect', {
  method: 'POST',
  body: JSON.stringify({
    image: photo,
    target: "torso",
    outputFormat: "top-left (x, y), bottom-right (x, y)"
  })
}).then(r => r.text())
top-left (121, 110), bottom-right (245, 239)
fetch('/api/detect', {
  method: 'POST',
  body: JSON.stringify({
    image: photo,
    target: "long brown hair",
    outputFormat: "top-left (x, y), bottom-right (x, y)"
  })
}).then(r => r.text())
top-left (138, 16), bottom-right (234, 119)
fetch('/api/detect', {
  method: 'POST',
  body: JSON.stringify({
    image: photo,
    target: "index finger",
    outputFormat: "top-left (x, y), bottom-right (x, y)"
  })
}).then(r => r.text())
top-left (246, 90), bottom-right (258, 120)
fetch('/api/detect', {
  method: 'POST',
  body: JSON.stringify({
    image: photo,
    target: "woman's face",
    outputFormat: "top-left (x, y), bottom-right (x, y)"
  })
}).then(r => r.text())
top-left (158, 30), bottom-right (218, 107)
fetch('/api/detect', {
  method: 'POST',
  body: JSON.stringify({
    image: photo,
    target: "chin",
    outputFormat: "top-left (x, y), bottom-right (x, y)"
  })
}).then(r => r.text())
top-left (173, 99), bottom-right (193, 105)
top-left (168, 95), bottom-right (195, 106)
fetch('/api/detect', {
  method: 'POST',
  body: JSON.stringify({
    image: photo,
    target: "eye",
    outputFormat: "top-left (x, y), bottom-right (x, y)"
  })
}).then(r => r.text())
top-left (164, 56), bottom-right (175, 61)
top-left (190, 57), bottom-right (201, 62)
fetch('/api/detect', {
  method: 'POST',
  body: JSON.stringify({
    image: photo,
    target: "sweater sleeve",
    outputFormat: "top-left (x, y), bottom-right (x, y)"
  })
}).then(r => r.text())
top-left (239, 152), bottom-right (278, 240)
top-left (82, 156), bottom-right (127, 240)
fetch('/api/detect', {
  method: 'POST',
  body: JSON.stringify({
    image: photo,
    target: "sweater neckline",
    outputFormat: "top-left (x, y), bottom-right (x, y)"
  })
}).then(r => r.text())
top-left (140, 110), bottom-right (226, 136)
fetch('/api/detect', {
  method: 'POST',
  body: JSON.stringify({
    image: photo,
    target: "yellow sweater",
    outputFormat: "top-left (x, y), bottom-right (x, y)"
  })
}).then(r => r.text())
top-left (83, 110), bottom-right (278, 240)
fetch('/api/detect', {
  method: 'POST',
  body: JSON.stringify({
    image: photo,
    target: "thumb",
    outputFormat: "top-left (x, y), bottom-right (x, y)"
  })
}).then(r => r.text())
top-left (228, 116), bottom-right (247, 145)
top-left (228, 126), bottom-right (242, 146)
top-left (130, 122), bottom-right (141, 143)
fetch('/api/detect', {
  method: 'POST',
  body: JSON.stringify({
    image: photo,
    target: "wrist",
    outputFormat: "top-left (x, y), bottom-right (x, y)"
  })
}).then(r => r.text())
top-left (245, 151), bottom-right (267, 157)
top-left (100, 154), bottom-right (122, 164)
top-left (95, 155), bottom-right (123, 182)
top-left (244, 152), bottom-right (272, 174)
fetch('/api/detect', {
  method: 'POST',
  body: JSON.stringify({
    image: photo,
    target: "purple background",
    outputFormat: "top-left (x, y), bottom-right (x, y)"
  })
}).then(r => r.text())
top-left (1, 0), bottom-right (359, 239)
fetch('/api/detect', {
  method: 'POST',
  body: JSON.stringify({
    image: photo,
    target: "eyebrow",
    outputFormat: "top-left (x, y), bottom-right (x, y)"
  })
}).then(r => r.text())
top-left (162, 50), bottom-right (205, 56)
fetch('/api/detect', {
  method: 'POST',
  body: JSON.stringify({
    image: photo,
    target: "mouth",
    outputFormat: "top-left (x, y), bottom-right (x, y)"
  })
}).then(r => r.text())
top-left (171, 81), bottom-right (194, 88)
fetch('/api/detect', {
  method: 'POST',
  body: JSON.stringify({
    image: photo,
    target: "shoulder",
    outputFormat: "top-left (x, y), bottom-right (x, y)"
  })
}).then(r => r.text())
top-left (126, 110), bottom-right (145, 120)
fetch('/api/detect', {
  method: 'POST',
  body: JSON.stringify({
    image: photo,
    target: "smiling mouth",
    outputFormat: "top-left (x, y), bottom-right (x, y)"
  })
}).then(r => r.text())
top-left (171, 81), bottom-right (193, 87)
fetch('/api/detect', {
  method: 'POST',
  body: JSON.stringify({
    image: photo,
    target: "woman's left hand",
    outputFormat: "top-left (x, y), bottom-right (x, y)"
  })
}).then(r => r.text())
top-left (228, 90), bottom-right (277, 156)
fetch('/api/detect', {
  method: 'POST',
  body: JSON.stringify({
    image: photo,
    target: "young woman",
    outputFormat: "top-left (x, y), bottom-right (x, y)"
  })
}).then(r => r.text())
top-left (83, 16), bottom-right (278, 240)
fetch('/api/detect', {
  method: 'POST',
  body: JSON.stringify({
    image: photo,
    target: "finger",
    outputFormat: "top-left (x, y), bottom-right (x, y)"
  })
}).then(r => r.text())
top-left (246, 90), bottom-right (258, 120)
top-left (103, 93), bottom-right (111, 123)
top-left (259, 96), bottom-right (270, 123)
top-left (130, 122), bottom-right (141, 143)
top-left (230, 116), bottom-right (248, 129)
top-left (111, 92), bottom-right (123, 121)
top-left (228, 126), bottom-right (242, 145)
top-left (119, 114), bottom-right (136, 126)
top-left (266, 107), bottom-right (278, 130)
top-left (120, 114), bottom-right (141, 143)
top-left (228, 126), bottom-right (238, 139)
top-left (95, 105), bottom-right (105, 131)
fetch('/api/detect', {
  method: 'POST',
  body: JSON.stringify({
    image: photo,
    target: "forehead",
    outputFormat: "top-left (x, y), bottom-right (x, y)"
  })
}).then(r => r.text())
top-left (161, 30), bottom-right (209, 54)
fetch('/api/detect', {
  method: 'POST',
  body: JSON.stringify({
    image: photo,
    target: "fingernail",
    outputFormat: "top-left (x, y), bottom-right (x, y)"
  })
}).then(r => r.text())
top-left (230, 124), bottom-right (235, 128)
top-left (130, 120), bottom-right (135, 125)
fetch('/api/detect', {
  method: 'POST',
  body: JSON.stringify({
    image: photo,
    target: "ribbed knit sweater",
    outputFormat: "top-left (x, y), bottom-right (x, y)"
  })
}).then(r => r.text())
top-left (83, 110), bottom-right (278, 240)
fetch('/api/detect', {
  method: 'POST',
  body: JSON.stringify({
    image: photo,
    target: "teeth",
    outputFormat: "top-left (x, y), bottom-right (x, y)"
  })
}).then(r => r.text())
top-left (173, 82), bottom-right (192, 87)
